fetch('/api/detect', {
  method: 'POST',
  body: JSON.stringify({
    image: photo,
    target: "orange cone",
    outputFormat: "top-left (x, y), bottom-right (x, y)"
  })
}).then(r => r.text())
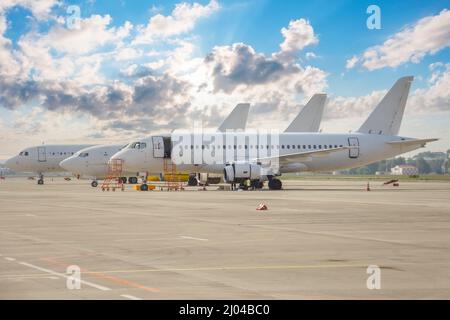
top-left (256, 203), bottom-right (268, 210)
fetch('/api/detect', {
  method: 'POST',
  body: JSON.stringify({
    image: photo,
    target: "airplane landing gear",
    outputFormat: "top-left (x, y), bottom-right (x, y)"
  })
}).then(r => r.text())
top-left (128, 177), bottom-right (138, 184)
top-left (37, 174), bottom-right (44, 185)
top-left (91, 180), bottom-right (98, 187)
top-left (187, 174), bottom-right (198, 186)
top-left (268, 178), bottom-right (282, 190)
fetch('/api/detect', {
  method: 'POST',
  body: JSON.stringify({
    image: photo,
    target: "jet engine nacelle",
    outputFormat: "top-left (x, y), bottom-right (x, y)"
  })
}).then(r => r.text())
top-left (223, 163), bottom-right (262, 183)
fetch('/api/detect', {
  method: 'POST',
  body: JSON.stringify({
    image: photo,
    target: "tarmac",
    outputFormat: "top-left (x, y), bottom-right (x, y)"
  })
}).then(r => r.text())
top-left (1, 177), bottom-right (450, 299)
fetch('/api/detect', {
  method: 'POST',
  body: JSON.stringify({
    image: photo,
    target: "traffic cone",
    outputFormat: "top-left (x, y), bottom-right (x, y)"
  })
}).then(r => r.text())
top-left (256, 203), bottom-right (268, 210)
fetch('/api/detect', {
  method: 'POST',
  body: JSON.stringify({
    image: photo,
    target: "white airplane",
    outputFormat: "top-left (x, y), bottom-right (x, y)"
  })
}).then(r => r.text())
top-left (4, 144), bottom-right (93, 184)
top-left (111, 76), bottom-right (437, 190)
top-left (59, 144), bottom-right (137, 187)
top-left (194, 95), bottom-right (327, 186)
top-left (59, 103), bottom-right (252, 187)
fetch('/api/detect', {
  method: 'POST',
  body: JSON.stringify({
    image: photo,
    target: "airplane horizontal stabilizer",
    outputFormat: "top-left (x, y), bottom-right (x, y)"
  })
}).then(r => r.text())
top-left (386, 138), bottom-right (438, 147)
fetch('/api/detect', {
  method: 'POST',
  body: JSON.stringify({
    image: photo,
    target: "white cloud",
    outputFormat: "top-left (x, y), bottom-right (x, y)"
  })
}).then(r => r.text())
top-left (280, 18), bottom-right (318, 53)
top-left (0, 0), bottom-right (59, 19)
top-left (115, 47), bottom-right (143, 61)
top-left (134, 0), bottom-right (219, 44)
top-left (348, 9), bottom-right (450, 70)
top-left (345, 55), bottom-right (358, 69)
top-left (305, 52), bottom-right (317, 60)
top-left (25, 15), bottom-right (133, 56)
top-left (327, 64), bottom-right (450, 124)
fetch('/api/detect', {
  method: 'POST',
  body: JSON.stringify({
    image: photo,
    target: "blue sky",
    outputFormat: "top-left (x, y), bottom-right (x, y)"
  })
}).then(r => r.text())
top-left (0, 0), bottom-right (449, 159)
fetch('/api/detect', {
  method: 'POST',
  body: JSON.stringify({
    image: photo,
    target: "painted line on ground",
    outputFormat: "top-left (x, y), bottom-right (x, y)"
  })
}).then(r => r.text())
top-left (180, 236), bottom-right (208, 241)
top-left (120, 294), bottom-right (142, 300)
top-left (5, 257), bottom-right (16, 261)
top-left (78, 263), bottom-right (368, 275)
top-left (19, 261), bottom-right (111, 291)
top-left (41, 257), bottom-right (160, 293)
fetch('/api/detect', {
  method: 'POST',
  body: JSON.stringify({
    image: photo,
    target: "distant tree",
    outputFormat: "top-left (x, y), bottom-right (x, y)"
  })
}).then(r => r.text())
top-left (415, 158), bottom-right (432, 174)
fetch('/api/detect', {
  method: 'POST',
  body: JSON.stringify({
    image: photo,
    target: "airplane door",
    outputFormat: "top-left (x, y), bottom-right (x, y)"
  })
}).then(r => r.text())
top-left (348, 137), bottom-right (359, 158)
top-left (37, 147), bottom-right (46, 162)
top-left (152, 136), bottom-right (165, 158)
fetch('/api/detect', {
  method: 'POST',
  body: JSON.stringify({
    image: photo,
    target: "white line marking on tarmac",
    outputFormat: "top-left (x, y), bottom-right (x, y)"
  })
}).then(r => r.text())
top-left (19, 262), bottom-right (111, 291)
top-left (5, 257), bottom-right (15, 261)
top-left (120, 294), bottom-right (142, 300)
top-left (180, 236), bottom-right (208, 241)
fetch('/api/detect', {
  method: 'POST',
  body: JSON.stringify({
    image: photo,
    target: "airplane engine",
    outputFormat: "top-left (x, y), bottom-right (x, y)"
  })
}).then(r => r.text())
top-left (223, 164), bottom-right (262, 183)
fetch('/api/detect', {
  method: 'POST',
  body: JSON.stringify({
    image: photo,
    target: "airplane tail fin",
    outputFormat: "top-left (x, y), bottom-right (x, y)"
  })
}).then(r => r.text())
top-left (357, 76), bottom-right (413, 136)
top-left (217, 103), bottom-right (250, 132)
top-left (284, 93), bottom-right (327, 132)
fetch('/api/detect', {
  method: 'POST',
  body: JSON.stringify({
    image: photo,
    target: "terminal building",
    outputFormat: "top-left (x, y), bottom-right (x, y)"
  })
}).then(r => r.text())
top-left (391, 164), bottom-right (419, 175)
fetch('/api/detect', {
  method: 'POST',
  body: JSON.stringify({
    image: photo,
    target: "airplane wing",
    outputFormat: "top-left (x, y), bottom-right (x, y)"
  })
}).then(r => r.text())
top-left (217, 103), bottom-right (250, 132)
top-left (386, 138), bottom-right (438, 147)
top-left (256, 146), bottom-right (349, 165)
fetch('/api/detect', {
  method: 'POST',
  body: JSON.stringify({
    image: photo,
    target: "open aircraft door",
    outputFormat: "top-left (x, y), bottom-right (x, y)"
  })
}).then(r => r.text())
top-left (152, 136), bottom-right (165, 158)
top-left (37, 146), bottom-right (46, 162)
top-left (348, 137), bottom-right (359, 158)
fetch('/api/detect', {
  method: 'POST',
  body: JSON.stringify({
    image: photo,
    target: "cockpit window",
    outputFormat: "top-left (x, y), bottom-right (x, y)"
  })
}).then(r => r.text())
top-left (19, 151), bottom-right (29, 156)
top-left (79, 152), bottom-right (89, 157)
top-left (129, 142), bottom-right (147, 149)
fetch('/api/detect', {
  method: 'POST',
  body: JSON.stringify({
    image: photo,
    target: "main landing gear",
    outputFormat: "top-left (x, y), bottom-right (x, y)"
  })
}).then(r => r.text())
top-left (268, 178), bottom-right (282, 190)
top-left (91, 180), bottom-right (98, 188)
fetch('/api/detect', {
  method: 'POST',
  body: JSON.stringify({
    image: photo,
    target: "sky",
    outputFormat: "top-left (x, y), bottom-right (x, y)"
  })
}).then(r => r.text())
top-left (0, 0), bottom-right (449, 160)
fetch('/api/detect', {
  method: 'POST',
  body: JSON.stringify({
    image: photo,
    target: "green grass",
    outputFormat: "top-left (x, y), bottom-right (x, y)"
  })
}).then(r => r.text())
top-left (280, 174), bottom-right (450, 182)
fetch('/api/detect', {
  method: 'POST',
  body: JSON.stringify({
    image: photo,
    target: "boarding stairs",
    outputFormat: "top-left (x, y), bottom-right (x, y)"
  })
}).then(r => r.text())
top-left (161, 158), bottom-right (184, 191)
top-left (101, 159), bottom-right (124, 191)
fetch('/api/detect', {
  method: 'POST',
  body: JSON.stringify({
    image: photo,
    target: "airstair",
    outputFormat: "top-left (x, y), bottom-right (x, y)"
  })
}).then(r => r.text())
top-left (101, 159), bottom-right (124, 191)
top-left (161, 158), bottom-right (184, 191)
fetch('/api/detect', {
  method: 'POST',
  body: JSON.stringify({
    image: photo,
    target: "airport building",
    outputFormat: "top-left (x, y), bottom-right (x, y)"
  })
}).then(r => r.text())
top-left (391, 164), bottom-right (419, 175)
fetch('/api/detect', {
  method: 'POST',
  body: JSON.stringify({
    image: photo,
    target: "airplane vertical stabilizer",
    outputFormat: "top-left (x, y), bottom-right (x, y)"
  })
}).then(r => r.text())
top-left (217, 103), bottom-right (250, 132)
top-left (357, 76), bottom-right (413, 136)
top-left (284, 94), bottom-right (326, 132)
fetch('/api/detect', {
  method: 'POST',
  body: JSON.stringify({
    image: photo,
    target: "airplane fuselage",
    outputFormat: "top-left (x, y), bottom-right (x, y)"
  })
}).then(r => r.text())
top-left (112, 132), bottom-right (424, 175)
top-left (4, 145), bottom-right (94, 174)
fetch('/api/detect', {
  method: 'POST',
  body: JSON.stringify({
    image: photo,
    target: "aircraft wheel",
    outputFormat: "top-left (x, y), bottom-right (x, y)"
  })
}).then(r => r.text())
top-left (128, 177), bottom-right (138, 184)
top-left (37, 179), bottom-right (44, 185)
top-left (268, 178), bottom-right (282, 190)
top-left (91, 181), bottom-right (98, 187)
top-left (140, 184), bottom-right (149, 191)
top-left (255, 181), bottom-right (264, 189)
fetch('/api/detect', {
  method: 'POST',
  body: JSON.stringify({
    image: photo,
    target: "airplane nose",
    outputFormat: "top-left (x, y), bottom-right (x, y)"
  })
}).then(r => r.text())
top-left (59, 157), bottom-right (77, 173)
top-left (4, 156), bottom-right (18, 170)
top-left (110, 150), bottom-right (131, 170)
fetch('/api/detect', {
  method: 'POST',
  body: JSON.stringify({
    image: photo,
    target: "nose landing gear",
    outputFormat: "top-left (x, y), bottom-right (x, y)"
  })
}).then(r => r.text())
top-left (37, 173), bottom-right (44, 185)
